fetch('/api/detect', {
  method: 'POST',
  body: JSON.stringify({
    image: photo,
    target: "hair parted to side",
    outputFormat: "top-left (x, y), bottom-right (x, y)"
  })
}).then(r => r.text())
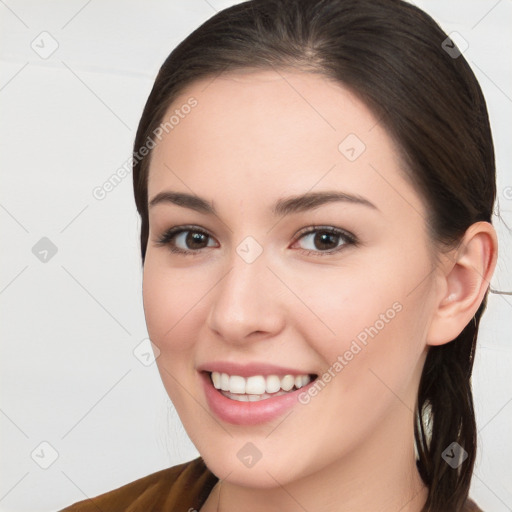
top-left (132, 0), bottom-right (496, 510)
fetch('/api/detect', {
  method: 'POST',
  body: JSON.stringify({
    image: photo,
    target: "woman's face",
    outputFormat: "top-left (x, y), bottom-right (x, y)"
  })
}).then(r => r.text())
top-left (143, 69), bottom-right (442, 486)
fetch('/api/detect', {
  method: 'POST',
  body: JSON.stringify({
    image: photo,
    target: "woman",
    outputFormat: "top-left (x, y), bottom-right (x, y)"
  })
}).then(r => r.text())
top-left (61, 0), bottom-right (499, 510)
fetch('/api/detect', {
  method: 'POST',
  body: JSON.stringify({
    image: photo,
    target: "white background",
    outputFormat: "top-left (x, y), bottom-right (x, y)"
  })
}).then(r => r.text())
top-left (0, 1), bottom-right (511, 511)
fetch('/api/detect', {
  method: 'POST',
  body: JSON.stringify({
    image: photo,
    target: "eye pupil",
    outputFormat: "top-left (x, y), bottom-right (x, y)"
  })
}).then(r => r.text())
top-left (187, 231), bottom-right (208, 249)
top-left (315, 232), bottom-right (338, 250)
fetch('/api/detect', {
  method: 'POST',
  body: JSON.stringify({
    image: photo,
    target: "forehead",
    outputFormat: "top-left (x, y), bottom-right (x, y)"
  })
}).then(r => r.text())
top-left (153, 69), bottom-right (378, 166)
top-left (147, 69), bottom-right (424, 220)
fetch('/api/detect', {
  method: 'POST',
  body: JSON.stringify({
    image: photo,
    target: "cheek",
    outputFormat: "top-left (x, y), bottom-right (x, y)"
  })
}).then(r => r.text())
top-left (142, 266), bottom-right (174, 342)
top-left (142, 258), bottom-right (206, 410)
top-left (293, 297), bottom-right (430, 457)
top-left (298, 247), bottom-right (433, 399)
top-left (142, 256), bottom-right (206, 350)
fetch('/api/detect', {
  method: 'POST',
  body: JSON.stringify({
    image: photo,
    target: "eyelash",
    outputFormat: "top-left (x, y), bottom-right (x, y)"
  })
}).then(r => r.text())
top-left (155, 224), bottom-right (358, 258)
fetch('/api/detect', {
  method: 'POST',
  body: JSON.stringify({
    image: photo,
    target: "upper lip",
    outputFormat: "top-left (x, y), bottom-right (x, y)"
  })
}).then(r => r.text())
top-left (197, 361), bottom-right (316, 378)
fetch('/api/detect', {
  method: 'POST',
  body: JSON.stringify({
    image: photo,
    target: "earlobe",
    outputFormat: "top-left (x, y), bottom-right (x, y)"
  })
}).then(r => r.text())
top-left (426, 221), bottom-right (498, 347)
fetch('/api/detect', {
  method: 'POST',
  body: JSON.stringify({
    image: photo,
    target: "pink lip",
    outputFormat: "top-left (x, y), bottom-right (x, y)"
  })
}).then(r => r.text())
top-left (199, 369), bottom-right (317, 426)
top-left (196, 361), bottom-right (314, 377)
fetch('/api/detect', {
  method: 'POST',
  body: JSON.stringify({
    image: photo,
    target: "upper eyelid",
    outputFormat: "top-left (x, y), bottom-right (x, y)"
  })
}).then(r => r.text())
top-left (157, 224), bottom-right (356, 248)
top-left (159, 224), bottom-right (352, 238)
top-left (294, 225), bottom-right (355, 239)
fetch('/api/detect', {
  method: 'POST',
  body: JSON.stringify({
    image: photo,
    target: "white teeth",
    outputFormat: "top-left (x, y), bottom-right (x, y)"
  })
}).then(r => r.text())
top-left (221, 389), bottom-right (292, 402)
top-left (229, 375), bottom-right (246, 394)
top-left (246, 375), bottom-right (266, 395)
top-left (220, 373), bottom-right (230, 391)
top-left (266, 375), bottom-right (281, 394)
top-left (295, 374), bottom-right (311, 388)
top-left (211, 371), bottom-right (221, 389)
top-left (210, 371), bottom-right (313, 397)
top-left (281, 374), bottom-right (295, 391)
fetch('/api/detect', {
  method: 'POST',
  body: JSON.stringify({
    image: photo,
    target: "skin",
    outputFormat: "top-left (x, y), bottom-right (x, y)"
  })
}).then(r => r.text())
top-left (142, 69), bottom-right (498, 512)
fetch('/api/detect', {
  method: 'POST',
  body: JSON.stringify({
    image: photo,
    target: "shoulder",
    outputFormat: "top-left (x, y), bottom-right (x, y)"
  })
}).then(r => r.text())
top-left (58, 457), bottom-right (218, 512)
top-left (463, 497), bottom-right (484, 511)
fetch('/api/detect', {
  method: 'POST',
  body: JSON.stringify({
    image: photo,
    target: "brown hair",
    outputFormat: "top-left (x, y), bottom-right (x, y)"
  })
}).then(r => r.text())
top-left (132, 1), bottom-right (496, 510)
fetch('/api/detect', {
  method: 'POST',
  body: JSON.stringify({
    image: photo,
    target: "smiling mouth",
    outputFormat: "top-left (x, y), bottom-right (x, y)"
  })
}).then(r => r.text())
top-left (207, 371), bottom-right (318, 402)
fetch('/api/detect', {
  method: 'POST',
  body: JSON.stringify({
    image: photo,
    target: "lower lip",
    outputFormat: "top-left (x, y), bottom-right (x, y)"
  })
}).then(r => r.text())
top-left (200, 372), bottom-right (316, 426)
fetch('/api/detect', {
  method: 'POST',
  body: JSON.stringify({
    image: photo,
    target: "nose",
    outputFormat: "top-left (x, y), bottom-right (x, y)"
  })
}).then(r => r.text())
top-left (206, 246), bottom-right (285, 346)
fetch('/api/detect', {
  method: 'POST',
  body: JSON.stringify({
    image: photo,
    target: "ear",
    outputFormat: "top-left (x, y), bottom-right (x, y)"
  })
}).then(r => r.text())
top-left (426, 221), bottom-right (498, 346)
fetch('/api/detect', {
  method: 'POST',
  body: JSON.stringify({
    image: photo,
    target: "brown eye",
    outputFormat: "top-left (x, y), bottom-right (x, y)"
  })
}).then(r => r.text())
top-left (183, 231), bottom-right (210, 250)
top-left (156, 226), bottom-right (217, 255)
top-left (294, 227), bottom-right (356, 256)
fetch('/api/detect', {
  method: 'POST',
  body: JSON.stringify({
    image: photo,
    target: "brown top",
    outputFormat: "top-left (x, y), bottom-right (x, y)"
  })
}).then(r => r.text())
top-left (59, 456), bottom-right (483, 511)
top-left (59, 457), bottom-right (217, 512)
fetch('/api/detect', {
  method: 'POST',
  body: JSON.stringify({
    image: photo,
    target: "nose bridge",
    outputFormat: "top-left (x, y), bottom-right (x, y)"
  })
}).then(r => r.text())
top-left (207, 238), bottom-right (283, 343)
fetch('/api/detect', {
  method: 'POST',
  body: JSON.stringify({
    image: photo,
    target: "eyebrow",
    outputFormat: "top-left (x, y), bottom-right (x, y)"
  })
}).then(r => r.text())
top-left (148, 190), bottom-right (378, 216)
